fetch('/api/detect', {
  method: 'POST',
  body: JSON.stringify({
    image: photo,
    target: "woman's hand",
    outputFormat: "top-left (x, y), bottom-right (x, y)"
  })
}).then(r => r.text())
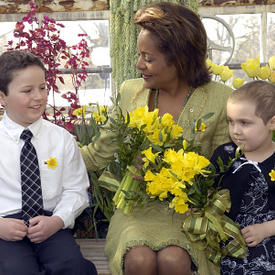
top-left (0, 218), bottom-right (28, 241)
top-left (27, 215), bottom-right (64, 243)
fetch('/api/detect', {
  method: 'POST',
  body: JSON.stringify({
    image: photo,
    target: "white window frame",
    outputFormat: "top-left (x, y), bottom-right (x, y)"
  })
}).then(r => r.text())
top-left (199, 4), bottom-right (275, 64)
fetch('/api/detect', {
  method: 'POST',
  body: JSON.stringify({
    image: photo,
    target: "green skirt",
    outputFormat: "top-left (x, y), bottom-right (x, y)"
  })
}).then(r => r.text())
top-left (104, 201), bottom-right (219, 275)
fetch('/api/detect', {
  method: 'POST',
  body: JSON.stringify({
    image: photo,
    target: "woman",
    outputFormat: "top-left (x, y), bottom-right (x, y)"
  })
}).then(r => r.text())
top-left (81, 2), bottom-right (232, 274)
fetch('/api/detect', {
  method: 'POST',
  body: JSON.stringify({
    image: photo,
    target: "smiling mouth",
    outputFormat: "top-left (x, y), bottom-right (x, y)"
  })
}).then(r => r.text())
top-left (30, 105), bottom-right (42, 109)
top-left (235, 138), bottom-right (245, 143)
top-left (142, 74), bottom-right (152, 80)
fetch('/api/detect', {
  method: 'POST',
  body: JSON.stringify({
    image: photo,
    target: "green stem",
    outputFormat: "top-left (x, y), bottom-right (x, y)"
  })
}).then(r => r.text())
top-left (113, 166), bottom-right (142, 214)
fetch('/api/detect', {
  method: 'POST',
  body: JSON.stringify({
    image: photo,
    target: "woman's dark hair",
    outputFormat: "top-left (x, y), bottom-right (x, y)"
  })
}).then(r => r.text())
top-left (0, 50), bottom-right (46, 95)
top-left (134, 2), bottom-right (211, 88)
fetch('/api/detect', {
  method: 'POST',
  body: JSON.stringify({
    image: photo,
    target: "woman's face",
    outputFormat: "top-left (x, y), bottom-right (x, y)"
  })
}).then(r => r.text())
top-left (136, 29), bottom-right (178, 90)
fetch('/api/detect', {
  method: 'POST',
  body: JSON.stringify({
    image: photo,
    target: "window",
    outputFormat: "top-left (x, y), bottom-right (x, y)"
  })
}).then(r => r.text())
top-left (0, 10), bottom-right (112, 107)
top-left (199, 5), bottom-right (275, 79)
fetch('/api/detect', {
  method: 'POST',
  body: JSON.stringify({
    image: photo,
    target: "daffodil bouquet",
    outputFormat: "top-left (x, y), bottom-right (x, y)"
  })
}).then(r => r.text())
top-left (106, 105), bottom-right (216, 214)
top-left (100, 104), bottom-right (247, 265)
top-left (105, 105), bottom-right (191, 213)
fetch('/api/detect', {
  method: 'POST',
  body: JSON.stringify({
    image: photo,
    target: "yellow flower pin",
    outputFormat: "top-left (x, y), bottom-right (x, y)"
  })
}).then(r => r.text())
top-left (270, 169), bottom-right (275, 181)
top-left (195, 122), bottom-right (206, 132)
top-left (45, 157), bottom-right (58, 169)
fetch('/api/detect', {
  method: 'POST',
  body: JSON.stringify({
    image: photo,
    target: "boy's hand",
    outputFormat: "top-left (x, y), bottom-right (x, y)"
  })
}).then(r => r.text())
top-left (0, 218), bottom-right (28, 241)
top-left (241, 223), bottom-right (267, 247)
top-left (27, 216), bottom-right (64, 243)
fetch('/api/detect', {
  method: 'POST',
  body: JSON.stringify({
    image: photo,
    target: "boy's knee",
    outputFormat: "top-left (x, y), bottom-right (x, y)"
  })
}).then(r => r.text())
top-left (45, 254), bottom-right (97, 275)
top-left (0, 259), bottom-right (40, 275)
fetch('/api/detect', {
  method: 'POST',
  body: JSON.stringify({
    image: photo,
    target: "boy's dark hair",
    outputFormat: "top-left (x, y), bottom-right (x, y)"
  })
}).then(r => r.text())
top-left (229, 80), bottom-right (275, 123)
top-left (134, 2), bottom-right (211, 88)
top-left (0, 50), bottom-right (46, 95)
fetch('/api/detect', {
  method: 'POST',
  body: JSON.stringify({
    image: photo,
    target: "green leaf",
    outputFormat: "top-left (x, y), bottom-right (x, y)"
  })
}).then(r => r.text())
top-left (201, 112), bottom-right (214, 120)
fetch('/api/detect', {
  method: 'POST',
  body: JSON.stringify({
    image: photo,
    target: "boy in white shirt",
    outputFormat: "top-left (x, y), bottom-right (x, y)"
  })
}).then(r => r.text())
top-left (0, 50), bottom-right (97, 275)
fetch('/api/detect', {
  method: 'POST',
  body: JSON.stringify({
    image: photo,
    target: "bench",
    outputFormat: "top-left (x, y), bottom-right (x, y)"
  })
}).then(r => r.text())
top-left (76, 239), bottom-right (111, 275)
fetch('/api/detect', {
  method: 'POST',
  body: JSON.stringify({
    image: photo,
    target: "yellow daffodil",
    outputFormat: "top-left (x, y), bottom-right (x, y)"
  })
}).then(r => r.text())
top-left (170, 184), bottom-right (186, 197)
top-left (258, 65), bottom-right (271, 80)
top-left (195, 122), bottom-right (206, 132)
top-left (142, 147), bottom-right (159, 168)
top-left (147, 129), bottom-right (168, 146)
top-left (144, 170), bottom-right (156, 182)
top-left (210, 64), bottom-right (224, 75)
top-left (73, 106), bottom-right (86, 117)
top-left (183, 152), bottom-right (210, 177)
top-left (93, 112), bottom-right (107, 123)
top-left (182, 140), bottom-right (188, 150)
top-left (160, 113), bottom-right (174, 128)
top-left (128, 106), bottom-right (159, 132)
top-left (145, 168), bottom-right (175, 200)
top-left (269, 72), bottom-right (275, 83)
top-left (99, 106), bottom-right (107, 113)
top-left (241, 57), bottom-right (260, 78)
top-left (233, 78), bottom-right (245, 89)
top-left (163, 149), bottom-right (206, 182)
top-left (170, 124), bottom-right (183, 139)
top-left (169, 195), bottom-right (189, 214)
top-left (270, 169), bottom-right (275, 181)
top-left (220, 66), bottom-right (233, 82)
top-left (164, 148), bottom-right (182, 164)
top-left (268, 56), bottom-right (275, 71)
top-left (45, 157), bottom-right (58, 169)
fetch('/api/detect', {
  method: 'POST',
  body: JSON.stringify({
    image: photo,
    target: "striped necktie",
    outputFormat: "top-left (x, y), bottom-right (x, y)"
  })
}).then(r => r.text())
top-left (20, 129), bottom-right (43, 225)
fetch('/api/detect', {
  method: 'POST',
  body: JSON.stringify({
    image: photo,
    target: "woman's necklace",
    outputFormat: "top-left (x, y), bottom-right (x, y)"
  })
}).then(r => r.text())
top-left (153, 87), bottom-right (193, 110)
top-left (154, 89), bottom-right (159, 109)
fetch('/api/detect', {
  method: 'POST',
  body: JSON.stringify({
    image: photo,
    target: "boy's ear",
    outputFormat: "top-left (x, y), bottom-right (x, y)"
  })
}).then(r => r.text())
top-left (0, 90), bottom-right (7, 107)
top-left (269, 115), bottom-right (275, 131)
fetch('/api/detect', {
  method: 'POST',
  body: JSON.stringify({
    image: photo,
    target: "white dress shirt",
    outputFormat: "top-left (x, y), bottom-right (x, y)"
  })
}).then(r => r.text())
top-left (0, 113), bottom-right (90, 228)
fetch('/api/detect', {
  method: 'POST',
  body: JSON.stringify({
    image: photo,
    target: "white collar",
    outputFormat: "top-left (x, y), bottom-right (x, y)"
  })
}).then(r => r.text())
top-left (232, 157), bottom-right (261, 174)
top-left (2, 112), bottom-right (42, 143)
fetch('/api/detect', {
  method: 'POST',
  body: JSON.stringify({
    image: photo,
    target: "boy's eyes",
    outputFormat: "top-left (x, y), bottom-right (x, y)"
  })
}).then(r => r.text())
top-left (227, 119), bottom-right (250, 126)
top-left (226, 118), bottom-right (233, 124)
top-left (240, 121), bottom-right (250, 126)
top-left (21, 87), bottom-right (46, 93)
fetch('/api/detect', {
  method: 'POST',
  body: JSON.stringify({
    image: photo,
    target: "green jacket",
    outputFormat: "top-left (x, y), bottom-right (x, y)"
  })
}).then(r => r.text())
top-left (81, 78), bottom-right (232, 170)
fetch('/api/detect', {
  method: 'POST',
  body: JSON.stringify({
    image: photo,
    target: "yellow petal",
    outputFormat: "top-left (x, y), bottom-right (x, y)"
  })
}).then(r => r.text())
top-left (233, 78), bottom-right (245, 89)
top-left (270, 169), bottom-right (275, 181)
top-left (268, 56), bottom-right (275, 71)
top-left (46, 157), bottom-right (58, 169)
top-left (258, 65), bottom-right (271, 80)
